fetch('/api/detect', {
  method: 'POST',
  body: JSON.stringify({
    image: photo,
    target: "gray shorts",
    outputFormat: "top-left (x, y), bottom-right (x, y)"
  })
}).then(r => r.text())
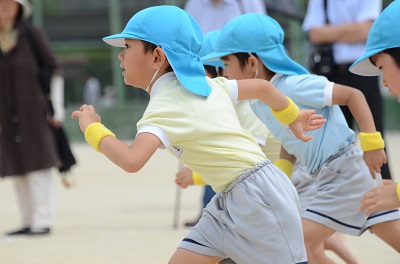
top-left (291, 161), bottom-right (316, 215)
top-left (178, 160), bottom-right (308, 264)
top-left (303, 144), bottom-right (400, 236)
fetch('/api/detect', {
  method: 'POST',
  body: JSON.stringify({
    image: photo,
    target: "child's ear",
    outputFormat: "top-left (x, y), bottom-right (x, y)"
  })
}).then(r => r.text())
top-left (248, 56), bottom-right (259, 72)
top-left (152, 47), bottom-right (167, 69)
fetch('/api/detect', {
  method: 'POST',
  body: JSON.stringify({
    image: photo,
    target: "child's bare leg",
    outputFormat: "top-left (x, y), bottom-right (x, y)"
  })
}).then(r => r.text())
top-left (369, 219), bottom-right (400, 252)
top-left (324, 232), bottom-right (358, 264)
top-left (169, 248), bottom-right (224, 264)
top-left (314, 243), bottom-right (335, 264)
top-left (302, 218), bottom-right (335, 264)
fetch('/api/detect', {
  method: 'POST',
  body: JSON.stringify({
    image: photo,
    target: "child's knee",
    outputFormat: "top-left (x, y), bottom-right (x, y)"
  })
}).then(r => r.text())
top-left (370, 220), bottom-right (400, 252)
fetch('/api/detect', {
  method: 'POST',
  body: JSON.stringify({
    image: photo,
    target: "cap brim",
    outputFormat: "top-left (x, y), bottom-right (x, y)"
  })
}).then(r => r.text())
top-left (164, 47), bottom-right (211, 97)
top-left (201, 50), bottom-right (232, 62)
top-left (202, 46), bottom-right (308, 76)
top-left (103, 33), bottom-right (135, 47)
top-left (349, 48), bottom-right (385, 76)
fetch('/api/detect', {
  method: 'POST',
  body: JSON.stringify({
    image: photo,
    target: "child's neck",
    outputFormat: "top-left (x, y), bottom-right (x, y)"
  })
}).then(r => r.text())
top-left (258, 70), bottom-right (275, 82)
top-left (146, 71), bottom-right (174, 94)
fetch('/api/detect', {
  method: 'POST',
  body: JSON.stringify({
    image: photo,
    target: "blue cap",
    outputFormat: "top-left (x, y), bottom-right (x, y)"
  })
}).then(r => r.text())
top-left (103, 6), bottom-right (211, 97)
top-left (199, 31), bottom-right (225, 68)
top-left (350, 0), bottom-right (400, 76)
top-left (201, 13), bottom-right (309, 76)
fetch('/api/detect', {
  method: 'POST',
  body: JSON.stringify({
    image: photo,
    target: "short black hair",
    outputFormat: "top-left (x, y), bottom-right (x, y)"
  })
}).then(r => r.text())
top-left (141, 40), bottom-right (173, 72)
top-left (370, 47), bottom-right (400, 69)
top-left (204, 65), bottom-right (224, 78)
top-left (384, 47), bottom-right (400, 68)
top-left (221, 52), bottom-right (255, 70)
top-left (220, 52), bottom-right (275, 77)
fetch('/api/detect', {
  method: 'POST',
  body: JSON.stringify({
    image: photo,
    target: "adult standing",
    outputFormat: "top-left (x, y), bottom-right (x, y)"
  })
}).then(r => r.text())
top-left (182, 0), bottom-right (267, 227)
top-left (0, 0), bottom-right (65, 236)
top-left (83, 73), bottom-right (101, 105)
top-left (184, 0), bottom-right (267, 33)
top-left (302, 0), bottom-right (392, 179)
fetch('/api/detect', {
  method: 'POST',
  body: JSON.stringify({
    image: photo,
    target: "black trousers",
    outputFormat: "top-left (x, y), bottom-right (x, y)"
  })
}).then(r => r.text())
top-left (329, 64), bottom-right (391, 179)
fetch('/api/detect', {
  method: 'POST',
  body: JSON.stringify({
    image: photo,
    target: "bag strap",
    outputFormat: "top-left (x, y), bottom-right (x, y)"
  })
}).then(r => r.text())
top-left (324, 0), bottom-right (329, 24)
top-left (25, 24), bottom-right (50, 95)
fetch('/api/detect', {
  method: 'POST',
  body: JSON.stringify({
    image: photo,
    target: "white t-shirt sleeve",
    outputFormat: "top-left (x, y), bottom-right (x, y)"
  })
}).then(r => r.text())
top-left (50, 74), bottom-right (65, 121)
top-left (227, 79), bottom-right (239, 105)
top-left (137, 125), bottom-right (170, 149)
top-left (323, 81), bottom-right (334, 106)
top-left (211, 77), bottom-right (239, 106)
top-left (355, 0), bottom-right (381, 21)
top-left (302, 0), bottom-right (324, 31)
top-left (303, 0), bottom-right (382, 32)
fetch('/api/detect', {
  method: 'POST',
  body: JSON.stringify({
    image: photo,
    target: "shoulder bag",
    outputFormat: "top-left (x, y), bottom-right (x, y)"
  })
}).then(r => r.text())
top-left (307, 0), bottom-right (335, 77)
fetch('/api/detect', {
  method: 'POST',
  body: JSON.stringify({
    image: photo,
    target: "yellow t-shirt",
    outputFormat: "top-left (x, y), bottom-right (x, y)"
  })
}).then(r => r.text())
top-left (137, 73), bottom-right (266, 192)
top-left (235, 100), bottom-right (281, 162)
top-left (235, 100), bottom-right (269, 146)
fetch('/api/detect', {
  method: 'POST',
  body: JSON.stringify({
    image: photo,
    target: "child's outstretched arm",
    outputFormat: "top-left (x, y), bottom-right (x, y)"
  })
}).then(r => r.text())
top-left (332, 84), bottom-right (387, 177)
top-left (236, 79), bottom-right (327, 142)
top-left (72, 104), bottom-right (161, 173)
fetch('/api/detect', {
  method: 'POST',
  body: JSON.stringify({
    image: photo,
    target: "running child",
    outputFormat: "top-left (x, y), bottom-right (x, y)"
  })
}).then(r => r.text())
top-left (202, 13), bottom-right (400, 263)
top-left (202, 14), bottom-right (358, 264)
top-left (71, 6), bottom-right (326, 264)
top-left (176, 30), bottom-right (281, 189)
top-left (350, 0), bottom-right (400, 216)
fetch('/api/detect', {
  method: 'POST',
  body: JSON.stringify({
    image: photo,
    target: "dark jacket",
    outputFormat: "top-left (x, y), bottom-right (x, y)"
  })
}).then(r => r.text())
top-left (0, 22), bottom-right (60, 177)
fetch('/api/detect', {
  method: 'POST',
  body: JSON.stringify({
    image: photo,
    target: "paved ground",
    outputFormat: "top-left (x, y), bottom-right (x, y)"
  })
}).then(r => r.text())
top-left (1, 133), bottom-right (400, 263)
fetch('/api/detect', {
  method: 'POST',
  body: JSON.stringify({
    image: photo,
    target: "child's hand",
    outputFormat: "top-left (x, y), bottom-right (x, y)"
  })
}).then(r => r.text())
top-left (360, 180), bottom-right (400, 215)
top-left (288, 110), bottom-right (326, 142)
top-left (363, 149), bottom-right (387, 178)
top-left (175, 167), bottom-right (194, 188)
top-left (71, 104), bottom-right (102, 133)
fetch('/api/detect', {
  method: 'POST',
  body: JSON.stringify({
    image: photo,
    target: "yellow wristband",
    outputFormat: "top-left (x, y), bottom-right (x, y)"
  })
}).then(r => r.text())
top-left (270, 97), bottom-right (300, 125)
top-left (396, 183), bottom-right (400, 202)
top-left (192, 172), bottom-right (207, 185)
top-left (84, 122), bottom-right (116, 152)
top-left (359, 132), bottom-right (385, 151)
top-left (274, 159), bottom-right (294, 178)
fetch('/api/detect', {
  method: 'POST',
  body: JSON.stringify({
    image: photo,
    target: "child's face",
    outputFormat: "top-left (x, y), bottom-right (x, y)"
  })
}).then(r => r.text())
top-left (118, 39), bottom-right (154, 89)
top-left (373, 52), bottom-right (400, 102)
top-left (221, 55), bottom-right (255, 80)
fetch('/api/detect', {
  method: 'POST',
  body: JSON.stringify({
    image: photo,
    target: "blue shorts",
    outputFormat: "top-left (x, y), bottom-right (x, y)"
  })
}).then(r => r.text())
top-left (178, 160), bottom-right (308, 264)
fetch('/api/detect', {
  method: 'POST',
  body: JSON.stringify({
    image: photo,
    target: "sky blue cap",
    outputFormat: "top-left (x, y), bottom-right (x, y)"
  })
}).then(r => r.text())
top-left (201, 13), bottom-right (309, 76)
top-left (199, 31), bottom-right (225, 68)
top-left (103, 5), bottom-right (211, 97)
top-left (350, 0), bottom-right (400, 76)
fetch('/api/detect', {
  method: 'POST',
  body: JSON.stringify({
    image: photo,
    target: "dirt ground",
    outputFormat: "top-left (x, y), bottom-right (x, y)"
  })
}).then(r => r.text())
top-left (1, 133), bottom-right (400, 263)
